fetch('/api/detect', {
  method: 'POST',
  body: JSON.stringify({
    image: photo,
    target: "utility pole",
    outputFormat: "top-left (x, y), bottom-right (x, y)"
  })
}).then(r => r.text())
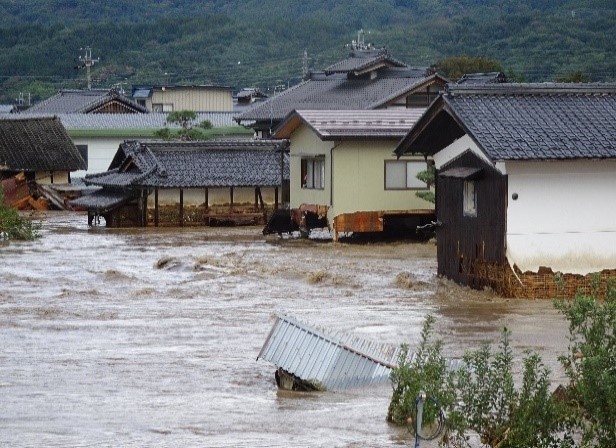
top-left (75, 47), bottom-right (100, 90)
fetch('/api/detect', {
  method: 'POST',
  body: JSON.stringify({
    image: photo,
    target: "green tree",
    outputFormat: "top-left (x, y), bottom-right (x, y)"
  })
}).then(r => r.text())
top-left (416, 161), bottom-right (436, 204)
top-left (154, 110), bottom-right (210, 141)
top-left (167, 110), bottom-right (198, 130)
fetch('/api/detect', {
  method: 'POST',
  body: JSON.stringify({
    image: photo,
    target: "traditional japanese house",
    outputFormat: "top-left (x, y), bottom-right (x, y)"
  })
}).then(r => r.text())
top-left (272, 109), bottom-right (434, 239)
top-left (6, 88), bottom-right (245, 177)
top-left (395, 83), bottom-right (616, 299)
top-left (0, 117), bottom-right (85, 208)
top-left (71, 139), bottom-right (289, 228)
top-left (236, 46), bottom-right (448, 137)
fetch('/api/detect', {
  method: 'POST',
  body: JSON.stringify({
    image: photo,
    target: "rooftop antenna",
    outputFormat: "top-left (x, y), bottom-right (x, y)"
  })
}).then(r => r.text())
top-left (347, 29), bottom-right (374, 51)
top-left (75, 46), bottom-right (100, 90)
top-left (302, 49), bottom-right (309, 80)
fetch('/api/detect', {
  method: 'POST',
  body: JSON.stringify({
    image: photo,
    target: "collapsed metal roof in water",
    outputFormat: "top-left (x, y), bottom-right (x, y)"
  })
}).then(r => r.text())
top-left (258, 314), bottom-right (463, 391)
top-left (258, 314), bottom-right (398, 391)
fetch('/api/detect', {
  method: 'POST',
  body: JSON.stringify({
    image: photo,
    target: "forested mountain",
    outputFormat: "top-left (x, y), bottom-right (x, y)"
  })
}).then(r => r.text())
top-left (0, 0), bottom-right (614, 104)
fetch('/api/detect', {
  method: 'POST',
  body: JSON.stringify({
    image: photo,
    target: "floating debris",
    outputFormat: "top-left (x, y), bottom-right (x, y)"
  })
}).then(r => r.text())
top-left (258, 314), bottom-right (463, 391)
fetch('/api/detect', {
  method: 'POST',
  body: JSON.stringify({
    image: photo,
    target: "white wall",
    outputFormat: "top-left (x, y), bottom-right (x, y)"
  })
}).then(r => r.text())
top-left (506, 159), bottom-right (616, 274)
top-left (72, 136), bottom-right (125, 177)
top-left (433, 134), bottom-right (496, 171)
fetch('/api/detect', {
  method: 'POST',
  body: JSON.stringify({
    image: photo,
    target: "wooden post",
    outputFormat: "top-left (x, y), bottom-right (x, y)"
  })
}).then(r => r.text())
top-left (257, 187), bottom-right (264, 209)
top-left (204, 187), bottom-right (209, 224)
top-left (230, 187), bottom-right (234, 211)
top-left (274, 187), bottom-right (279, 210)
top-left (254, 188), bottom-right (258, 208)
top-left (154, 188), bottom-right (159, 227)
top-left (179, 189), bottom-right (184, 227)
top-left (140, 190), bottom-right (147, 227)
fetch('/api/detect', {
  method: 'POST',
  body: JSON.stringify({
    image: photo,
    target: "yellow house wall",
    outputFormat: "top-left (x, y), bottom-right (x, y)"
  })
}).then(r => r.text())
top-left (289, 126), bottom-right (333, 209)
top-left (151, 88), bottom-right (233, 112)
top-left (330, 141), bottom-right (434, 221)
top-left (34, 171), bottom-right (70, 184)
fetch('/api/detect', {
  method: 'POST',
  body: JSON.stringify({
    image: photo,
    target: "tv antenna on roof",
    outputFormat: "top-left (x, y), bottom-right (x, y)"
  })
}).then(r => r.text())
top-left (349, 29), bottom-right (374, 51)
top-left (75, 46), bottom-right (100, 90)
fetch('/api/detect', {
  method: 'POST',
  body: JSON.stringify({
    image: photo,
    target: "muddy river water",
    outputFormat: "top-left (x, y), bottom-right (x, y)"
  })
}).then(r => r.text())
top-left (0, 212), bottom-right (569, 447)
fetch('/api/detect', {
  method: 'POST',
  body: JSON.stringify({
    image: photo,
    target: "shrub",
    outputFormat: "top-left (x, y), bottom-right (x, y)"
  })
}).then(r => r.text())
top-left (199, 119), bottom-right (213, 129)
top-left (0, 188), bottom-right (41, 240)
top-left (389, 320), bottom-right (571, 448)
top-left (555, 286), bottom-right (616, 447)
top-left (387, 315), bottom-right (456, 430)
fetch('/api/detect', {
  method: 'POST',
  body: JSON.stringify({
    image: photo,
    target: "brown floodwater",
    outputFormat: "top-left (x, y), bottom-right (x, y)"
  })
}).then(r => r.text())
top-left (0, 212), bottom-right (569, 447)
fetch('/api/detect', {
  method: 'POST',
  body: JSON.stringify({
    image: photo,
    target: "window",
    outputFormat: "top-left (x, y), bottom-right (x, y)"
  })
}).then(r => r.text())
top-left (76, 144), bottom-right (88, 169)
top-left (301, 157), bottom-right (325, 190)
top-left (463, 180), bottom-right (477, 216)
top-left (384, 160), bottom-right (428, 190)
top-left (152, 103), bottom-right (174, 112)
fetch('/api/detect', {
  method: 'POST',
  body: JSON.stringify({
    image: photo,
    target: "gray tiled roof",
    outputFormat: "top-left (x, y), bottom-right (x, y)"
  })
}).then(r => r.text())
top-left (323, 49), bottom-right (407, 75)
top-left (445, 84), bottom-right (616, 160)
top-left (456, 72), bottom-right (507, 85)
top-left (1, 112), bottom-right (238, 129)
top-left (396, 83), bottom-right (616, 160)
top-left (24, 89), bottom-right (147, 114)
top-left (236, 72), bottom-right (442, 123)
top-left (85, 139), bottom-right (289, 189)
top-left (274, 109), bottom-right (426, 140)
top-left (70, 188), bottom-right (138, 212)
top-left (0, 117), bottom-right (86, 171)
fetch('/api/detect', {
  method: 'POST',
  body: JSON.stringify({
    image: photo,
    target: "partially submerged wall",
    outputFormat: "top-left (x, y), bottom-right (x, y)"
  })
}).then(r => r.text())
top-left (468, 259), bottom-right (616, 299)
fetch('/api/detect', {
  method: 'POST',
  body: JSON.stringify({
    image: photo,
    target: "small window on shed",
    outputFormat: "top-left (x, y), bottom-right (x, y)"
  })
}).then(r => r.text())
top-left (463, 180), bottom-right (477, 217)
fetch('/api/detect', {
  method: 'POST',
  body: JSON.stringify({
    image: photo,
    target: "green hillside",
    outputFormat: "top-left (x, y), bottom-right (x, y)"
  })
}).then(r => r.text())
top-left (0, 0), bottom-right (614, 104)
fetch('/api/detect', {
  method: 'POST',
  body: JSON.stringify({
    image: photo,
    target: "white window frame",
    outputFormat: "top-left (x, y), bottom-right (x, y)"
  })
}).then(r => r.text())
top-left (384, 160), bottom-right (428, 190)
top-left (301, 157), bottom-right (325, 190)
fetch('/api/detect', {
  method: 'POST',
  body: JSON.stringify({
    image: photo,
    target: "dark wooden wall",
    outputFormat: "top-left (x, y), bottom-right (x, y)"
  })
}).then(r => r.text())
top-left (435, 151), bottom-right (507, 289)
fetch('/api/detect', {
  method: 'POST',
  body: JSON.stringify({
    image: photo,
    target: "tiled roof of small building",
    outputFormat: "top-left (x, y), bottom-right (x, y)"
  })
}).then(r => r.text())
top-left (70, 188), bottom-right (139, 212)
top-left (85, 139), bottom-right (289, 189)
top-left (274, 109), bottom-right (426, 140)
top-left (456, 72), bottom-right (507, 85)
top-left (25, 89), bottom-right (148, 114)
top-left (323, 49), bottom-right (407, 75)
top-left (236, 72), bottom-right (442, 123)
top-left (0, 117), bottom-right (86, 171)
top-left (396, 83), bottom-right (616, 160)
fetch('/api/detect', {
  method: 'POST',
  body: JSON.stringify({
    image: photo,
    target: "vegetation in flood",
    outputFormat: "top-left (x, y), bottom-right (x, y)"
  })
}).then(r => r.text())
top-left (389, 284), bottom-right (616, 447)
top-left (0, 187), bottom-right (41, 241)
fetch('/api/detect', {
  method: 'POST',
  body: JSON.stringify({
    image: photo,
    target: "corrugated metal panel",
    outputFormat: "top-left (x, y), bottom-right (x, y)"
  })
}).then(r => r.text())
top-left (257, 315), bottom-right (390, 390)
top-left (259, 314), bottom-right (462, 391)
